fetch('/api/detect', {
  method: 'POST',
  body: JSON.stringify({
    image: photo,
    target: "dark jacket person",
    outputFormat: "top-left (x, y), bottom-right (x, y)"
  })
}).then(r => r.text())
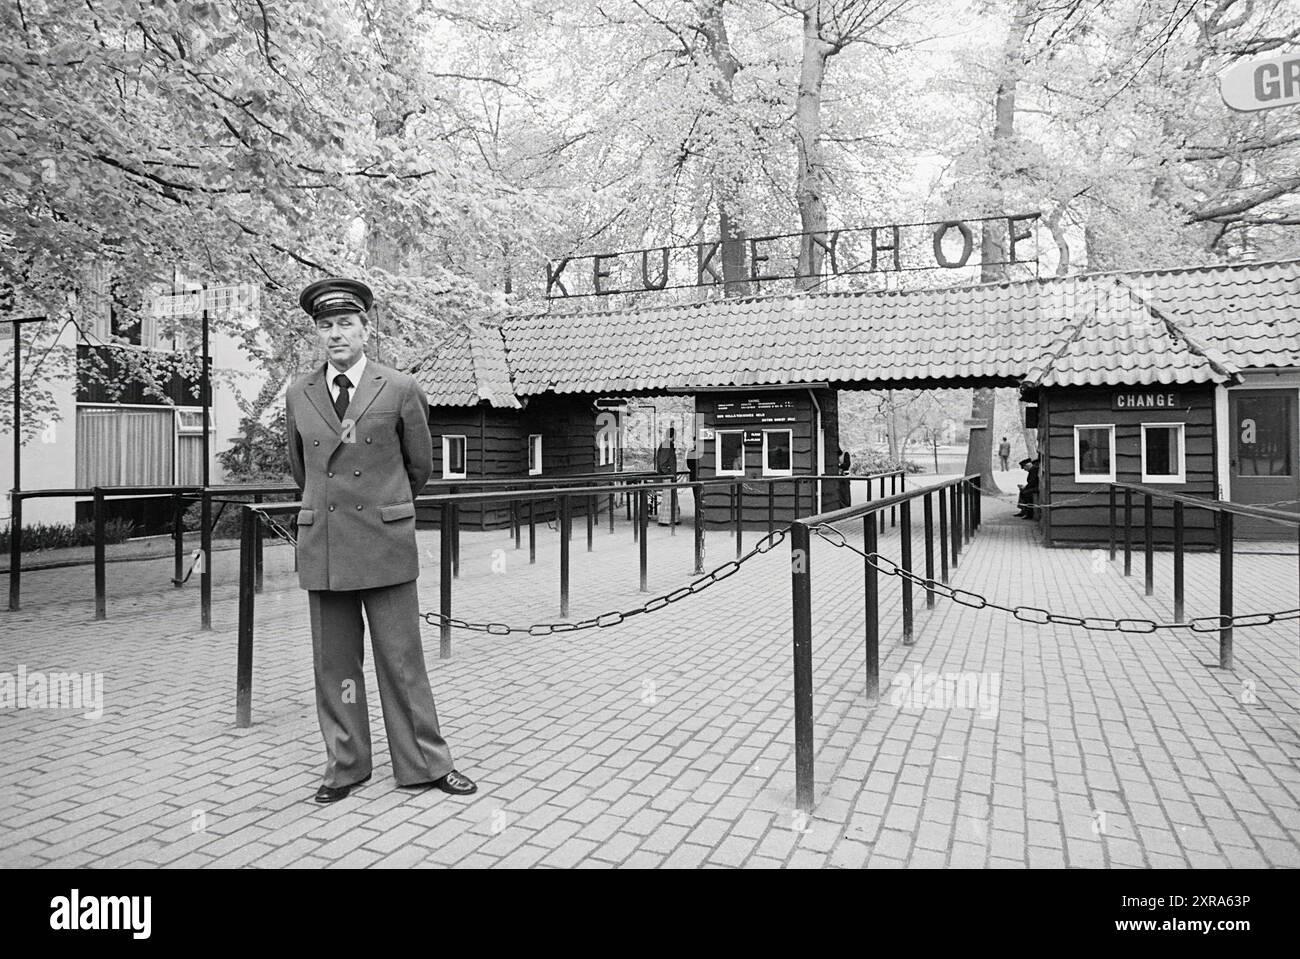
top-left (286, 277), bottom-right (476, 803)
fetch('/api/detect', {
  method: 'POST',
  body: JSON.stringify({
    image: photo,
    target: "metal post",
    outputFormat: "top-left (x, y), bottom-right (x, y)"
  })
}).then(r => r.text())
top-left (235, 506), bottom-right (255, 728)
top-left (733, 480), bottom-right (743, 559)
top-left (950, 484), bottom-right (961, 569)
top-left (670, 485), bottom-right (678, 536)
top-left (632, 486), bottom-right (639, 542)
top-left (608, 491), bottom-right (615, 534)
top-left (7, 494), bottom-right (20, 611)
top-left (253, 492), bottom-right (264, 594)
top-left (791, 522), bottom-right (814, 813)
top-left (864, 516), bottom-right (880, 699)
top-left (93, 487), bottom-right (106, 620)
top-left (923, 493), bottom-right (935, 609)
top-left (638, 488), bottom-right (648, 592)
top-left (879, 475), bottom-right (886, 533)
top-left (1173, 500), bottom-right (1185, 622)
top-left (901, 499), bottom-right (914, 644)
top-left (451, 503), bottom-right (460, 578)
top-left (201, 300), bottom-right (210, 491)
top-left (1219, 510), bottom-right (1233, 670)
top-left (560, 494), bottom-right (570, 617)
top-left (172, 492), bottom-right (184, 587)
top-left (768, 483), bottom-right (775, 536)
top-left (439, 503), bottom-right (453, 659)
top-left (200, 487), bottom-right (212, 630)
top-left (1143, 493), bottom-right (1154, 597)
top-left (528, 499), bottom-right (536, 564)
top-left (11, 318), bottom-right (18, 497)
top-left (513, 499), bottom-right (521, 550)
top-left (963, 480), bottom-right (972, 544)
top-left (587, 494), bottom-right (594, 551)
top-left (1123, 488), bottom-right (1132, 577)
top-left (692, 483), bottom-right (705, 575)
top-left (890, 472), bottom-right (897, 528)
top-left (938, 485), bottom-right (950, 584)
top-left (1108, 486), bottom-right (1117, 561)
top-left (793, 476), bottom-right (801, 520)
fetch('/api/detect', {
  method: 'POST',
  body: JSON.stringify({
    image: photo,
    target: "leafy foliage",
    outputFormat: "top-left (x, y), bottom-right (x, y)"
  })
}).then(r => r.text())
top-left (0, 517), bottom-right (134, 552)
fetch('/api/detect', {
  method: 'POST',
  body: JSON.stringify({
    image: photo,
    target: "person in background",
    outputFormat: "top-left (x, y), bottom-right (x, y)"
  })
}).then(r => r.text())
top-left (998, 436), bottom-right (1012, 471)
top-left (686, 439), bottom-right (701, 483)
top-left (655, 426), bottom-right (680, 525)
top-left (837, 447), bottom-right (852, 510)
top-left (1016, 456), bottom-right (1040, 519)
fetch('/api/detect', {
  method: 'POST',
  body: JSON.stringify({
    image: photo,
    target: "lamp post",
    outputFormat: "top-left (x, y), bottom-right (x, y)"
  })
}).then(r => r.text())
top-left (5, 314), bottom-right (49, 612)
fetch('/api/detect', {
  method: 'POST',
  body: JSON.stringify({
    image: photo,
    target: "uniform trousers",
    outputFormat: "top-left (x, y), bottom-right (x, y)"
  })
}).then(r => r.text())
top-left (308, 580), bottom-right (454, 787)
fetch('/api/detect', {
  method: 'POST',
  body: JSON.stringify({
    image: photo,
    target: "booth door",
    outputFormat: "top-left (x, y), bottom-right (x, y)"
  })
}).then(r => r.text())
top-left (1229, 390), bottom-right (1300, 538)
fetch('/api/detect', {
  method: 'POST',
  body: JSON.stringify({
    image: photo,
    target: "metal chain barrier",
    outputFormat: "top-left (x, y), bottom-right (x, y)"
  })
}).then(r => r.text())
top-left (811, 522), bottom-right (1300, 633)
top-left (987, 490), bottom-right (1098, 512)
top-left (424, 526), bottom-right (790, 636)
top-left (250, 508), bottom-right (298, 548)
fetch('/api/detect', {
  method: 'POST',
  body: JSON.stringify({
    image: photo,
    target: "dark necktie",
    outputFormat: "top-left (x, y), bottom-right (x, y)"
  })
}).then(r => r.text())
top-left (333, 373), bottom-right (350, 422)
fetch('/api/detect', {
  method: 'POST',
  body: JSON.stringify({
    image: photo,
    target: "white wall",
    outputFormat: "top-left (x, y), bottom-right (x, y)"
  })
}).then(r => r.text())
top-left (1, 315), bottom-right (267, 530)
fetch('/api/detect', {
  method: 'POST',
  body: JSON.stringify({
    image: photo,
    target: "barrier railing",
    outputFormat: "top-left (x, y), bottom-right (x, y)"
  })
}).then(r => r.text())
top-left (1110, 482), bottom-right (1300, 671)
top-left (789, 474), bottom-right (982, 811)
top-left (3, 471), bottom-right (665, 620)
top-left (229, 469), bottom-right (905, 727)
top-left (5, 483), bottom-right (297, 623)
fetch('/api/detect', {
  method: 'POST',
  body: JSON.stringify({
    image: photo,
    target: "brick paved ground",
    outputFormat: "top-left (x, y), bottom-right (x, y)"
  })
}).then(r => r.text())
top-left (1, 481), bottom-right (1298, 868)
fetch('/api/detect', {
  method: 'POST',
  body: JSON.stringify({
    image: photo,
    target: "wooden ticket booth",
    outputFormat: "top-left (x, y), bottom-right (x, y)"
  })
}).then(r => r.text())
top-left (691, 386), bottom-right (840, 528)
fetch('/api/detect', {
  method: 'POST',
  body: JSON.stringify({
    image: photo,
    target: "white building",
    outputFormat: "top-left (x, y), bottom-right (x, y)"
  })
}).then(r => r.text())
top-left (1, 269), bottom-right (268, 529)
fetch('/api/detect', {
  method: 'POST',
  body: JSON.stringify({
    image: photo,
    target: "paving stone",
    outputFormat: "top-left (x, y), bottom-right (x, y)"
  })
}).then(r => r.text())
top-left (3, 497), bottom-right (1297, 871)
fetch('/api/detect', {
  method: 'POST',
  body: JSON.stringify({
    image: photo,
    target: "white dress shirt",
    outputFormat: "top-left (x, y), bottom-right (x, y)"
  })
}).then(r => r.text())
top-left (327, 353), bottom-right (367, 403)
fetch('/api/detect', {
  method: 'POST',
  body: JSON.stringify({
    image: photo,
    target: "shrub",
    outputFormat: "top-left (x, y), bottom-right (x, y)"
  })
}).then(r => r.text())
top-left (0, 517), bottom-right (135, 552)
top-left (180, 499), bottom-right (291, 540)
top-left (846, 448), bottom-right (923, 475)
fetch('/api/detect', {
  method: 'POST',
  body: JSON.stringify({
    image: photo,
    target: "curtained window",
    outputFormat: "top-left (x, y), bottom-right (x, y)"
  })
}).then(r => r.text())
top-left (77, 406), bottom-right (208, 487)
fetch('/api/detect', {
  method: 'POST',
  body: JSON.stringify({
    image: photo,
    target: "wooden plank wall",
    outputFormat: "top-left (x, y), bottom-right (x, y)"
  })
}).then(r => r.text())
top-left (695, 390), bottom-right (825, 529)
top-left (423, 397), bottom-right (599, 530)
top-left (1041, 386), bottom-right (1217, 548)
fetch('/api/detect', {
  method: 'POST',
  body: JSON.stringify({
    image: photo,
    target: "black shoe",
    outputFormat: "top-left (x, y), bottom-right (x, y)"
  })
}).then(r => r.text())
top-left (403, 769), bottom-right (478, 796)
top-left (313, 774), bottom-right (371, 804)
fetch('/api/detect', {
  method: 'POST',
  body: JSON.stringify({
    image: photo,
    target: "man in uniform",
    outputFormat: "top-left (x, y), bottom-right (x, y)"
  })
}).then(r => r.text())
top-left (286, 277), bottom-right (476, 803)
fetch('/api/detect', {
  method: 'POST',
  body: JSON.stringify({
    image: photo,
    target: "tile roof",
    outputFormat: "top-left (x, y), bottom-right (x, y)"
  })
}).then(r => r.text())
top-left (1022, 279), bottom-right (1237, 388)
top-left (482, 258), bottom-right (1300, 398)
top-left (501, 255), bottom-right (1300, 395)
top-left (1121, 259), bottom-right (1300, 370)
top-left (503, 283), bottom-right (1075, 395)
top-left (413, 322), bottom-right (521, 409)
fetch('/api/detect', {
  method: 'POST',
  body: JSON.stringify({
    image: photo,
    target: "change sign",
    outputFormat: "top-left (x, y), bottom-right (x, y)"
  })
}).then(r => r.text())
top-left (1219, 52), bottom-right (1300, 112)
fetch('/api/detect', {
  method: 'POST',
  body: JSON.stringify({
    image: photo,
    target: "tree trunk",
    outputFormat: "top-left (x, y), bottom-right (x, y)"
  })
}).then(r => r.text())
top-left (963, 0), bottom-right (1034, 494)
top-left (701, 1), bottom-right (749, 297)
top-left (794, 5), bottom-right (830, 289)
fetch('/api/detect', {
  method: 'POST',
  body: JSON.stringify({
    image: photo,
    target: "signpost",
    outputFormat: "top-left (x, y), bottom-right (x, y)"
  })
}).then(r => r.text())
top-left (5, 314), bottom-right (49, 611)
top-left (543, 212), bottom-right (1041, 299)
top-left (1219, 52), bottom-right (1300, 112)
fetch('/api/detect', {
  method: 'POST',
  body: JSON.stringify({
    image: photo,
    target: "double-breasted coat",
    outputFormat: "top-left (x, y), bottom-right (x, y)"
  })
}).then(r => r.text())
top-left (285, 359), bottom-right (433, 591)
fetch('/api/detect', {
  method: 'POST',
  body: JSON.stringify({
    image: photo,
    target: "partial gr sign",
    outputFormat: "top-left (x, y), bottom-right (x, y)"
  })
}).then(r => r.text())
top-left (1219, 52), bottom-right (1300, 112)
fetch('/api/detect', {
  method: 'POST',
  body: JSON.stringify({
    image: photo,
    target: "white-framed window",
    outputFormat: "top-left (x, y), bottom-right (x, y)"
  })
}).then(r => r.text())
top-left (1141, 423), bottom-right (1185, 483)
top-left (716, 430), bottom-right (745, 476)
top-left (442, 435), bottom-right (467, 479)
top-left (528, 434), bottom-right (543, 475)
top-left (1074, 424), bottom-right (1116, 483)
top-left (762, 429), bottom-right (793, 476)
